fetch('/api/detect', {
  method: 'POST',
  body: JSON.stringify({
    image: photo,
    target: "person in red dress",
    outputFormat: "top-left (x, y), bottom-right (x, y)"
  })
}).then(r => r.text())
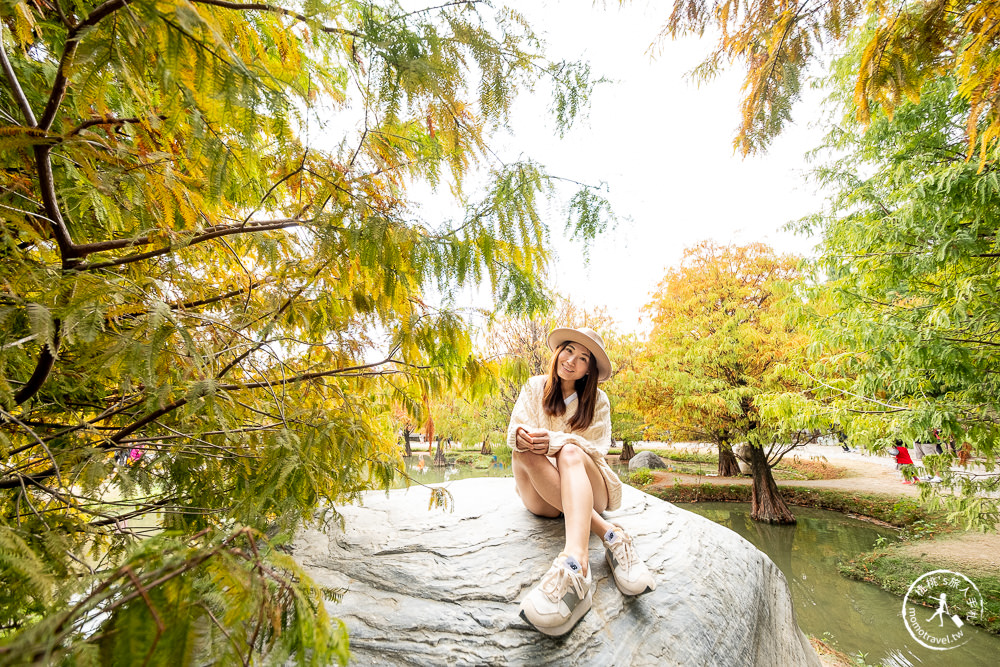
top-left (890, 440), bottom-right (914, 483)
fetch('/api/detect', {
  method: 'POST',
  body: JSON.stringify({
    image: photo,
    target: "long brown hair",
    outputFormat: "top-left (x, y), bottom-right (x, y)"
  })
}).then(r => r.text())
top-left (543, 341), bottom-right (600, 431)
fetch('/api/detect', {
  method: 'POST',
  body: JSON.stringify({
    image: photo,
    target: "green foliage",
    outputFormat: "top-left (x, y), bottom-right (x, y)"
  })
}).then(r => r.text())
top-left (428, 486), bottom-right (454, 513)
top-left (491, 443), bottom-right (512, 468)
top-left (0, 0), bottom-right (609, 661)
top-left (800, 69), bottom-right (1000, 528)
top-left (634, 448), bottom-right (719, 465)
top-left (625, 467), bottom-right (654, 487)
top-left (633, 241), bottom-right (809, 457)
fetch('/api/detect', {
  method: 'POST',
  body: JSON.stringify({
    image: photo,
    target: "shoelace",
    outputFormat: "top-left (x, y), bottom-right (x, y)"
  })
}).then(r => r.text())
top-left (540, 559), bottom-right (587, 603)
top-left (609, 531), bottom-right (638, 568)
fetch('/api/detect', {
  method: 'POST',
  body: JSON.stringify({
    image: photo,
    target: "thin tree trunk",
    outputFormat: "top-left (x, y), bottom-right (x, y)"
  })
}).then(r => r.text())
top-left (748, 445), bottom-right (796, 524)
top-left (718, 443), bottom-right (741, 477)
top-left (402, 426), bottom-right (412, 457)
top-left (480, 438), bottom-right (491, 455)
top-left (434, 437), bottom-right (446, 466)
top-left (619, 440), bottom-right (636, 463)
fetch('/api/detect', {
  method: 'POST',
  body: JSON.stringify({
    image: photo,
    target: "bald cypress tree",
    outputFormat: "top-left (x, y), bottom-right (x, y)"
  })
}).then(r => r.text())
top-left (0, 1), bottom-right (608, 661)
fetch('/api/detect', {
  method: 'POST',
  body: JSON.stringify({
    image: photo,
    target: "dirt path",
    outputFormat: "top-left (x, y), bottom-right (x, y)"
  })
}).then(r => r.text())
top-left (635, 441), bottom-right (922, 497)
top-left (632, 442), bottom-right (1000, 574)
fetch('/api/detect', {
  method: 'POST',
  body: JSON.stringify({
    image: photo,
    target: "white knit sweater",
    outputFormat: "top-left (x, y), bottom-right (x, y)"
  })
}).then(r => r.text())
top-left (506, 375), bottom-right (622, 511)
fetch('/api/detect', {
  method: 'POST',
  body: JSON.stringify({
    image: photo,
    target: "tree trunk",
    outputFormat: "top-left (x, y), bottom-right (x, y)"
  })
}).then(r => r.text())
top-left (748, 445), bottom-right (796, 524)
top-left (619, 440), bottom-right (636, 463)
top-left (434, 437), bottom-right (447, 466)
top-left (402, 426), bottom-right (412, 457)
top-left (717, 443), bottom-right (741, 477)
top-left (480, 438), bottom-right (492, 455)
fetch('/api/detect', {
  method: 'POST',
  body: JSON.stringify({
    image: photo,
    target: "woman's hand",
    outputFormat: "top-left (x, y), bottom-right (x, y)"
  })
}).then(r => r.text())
top-left (515, 427), bottom-right (550, 455)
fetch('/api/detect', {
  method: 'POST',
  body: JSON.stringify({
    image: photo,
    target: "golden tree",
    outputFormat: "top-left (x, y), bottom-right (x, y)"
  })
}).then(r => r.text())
top-left (636, 241), bottom-right (809, 523)
top-left (0, 0), bottom-right (609, 662)
top-left (653, 0), bottom-right (1000, 161)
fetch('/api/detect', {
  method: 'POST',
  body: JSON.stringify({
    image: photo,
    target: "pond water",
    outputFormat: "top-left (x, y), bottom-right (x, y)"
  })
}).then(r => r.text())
top-left (392, 454), bottom-right (512, 488)
top-left (677, 502), bottom-right (998, 666)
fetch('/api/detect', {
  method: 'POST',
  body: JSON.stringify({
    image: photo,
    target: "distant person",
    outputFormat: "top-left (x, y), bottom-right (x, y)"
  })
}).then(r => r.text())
top-left (507, 327), bottom-right (655, 636)
top-left (913, 435), bottom-right (942, 483)
top-left (833, 425), bottom-right (852, 452)
top-left (889, 440), bottom-right (914, 484)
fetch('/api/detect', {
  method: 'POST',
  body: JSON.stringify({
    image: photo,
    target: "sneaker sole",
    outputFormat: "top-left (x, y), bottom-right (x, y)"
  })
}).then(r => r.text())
top-left (519, 597), bottom-right (592, 637)
top-left (606, 551), bottom-right (656, 596)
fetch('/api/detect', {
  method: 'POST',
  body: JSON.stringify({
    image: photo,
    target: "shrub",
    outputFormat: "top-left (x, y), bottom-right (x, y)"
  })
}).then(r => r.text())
top-left (626, 468), bottom-right (654, 487)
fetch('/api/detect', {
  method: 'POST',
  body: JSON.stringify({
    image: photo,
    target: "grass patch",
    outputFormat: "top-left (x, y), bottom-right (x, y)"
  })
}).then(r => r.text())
top-left (839, 547), bottom-right (1000, 635)
top-left (647, 484), bottom-right (929, 527)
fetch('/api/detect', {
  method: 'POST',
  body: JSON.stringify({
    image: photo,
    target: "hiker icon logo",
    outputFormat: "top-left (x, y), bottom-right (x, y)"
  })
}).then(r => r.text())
top-left (902, 569), bottom-right (984, 651)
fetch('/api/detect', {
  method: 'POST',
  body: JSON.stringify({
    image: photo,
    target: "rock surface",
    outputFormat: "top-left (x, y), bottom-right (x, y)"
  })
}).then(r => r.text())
top-left (293, 478), bottom-right (821, 666)
top-left (628, 450), bottom-right (666, 471)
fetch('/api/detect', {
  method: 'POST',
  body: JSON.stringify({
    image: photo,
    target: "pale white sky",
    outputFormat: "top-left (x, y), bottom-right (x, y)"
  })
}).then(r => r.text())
top-left (493, 1), bottom-right (829, 331)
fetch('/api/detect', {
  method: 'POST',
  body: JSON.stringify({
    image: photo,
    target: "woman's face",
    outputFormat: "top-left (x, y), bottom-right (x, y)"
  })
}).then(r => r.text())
top-left (556, 342), bottom-right (592, 384)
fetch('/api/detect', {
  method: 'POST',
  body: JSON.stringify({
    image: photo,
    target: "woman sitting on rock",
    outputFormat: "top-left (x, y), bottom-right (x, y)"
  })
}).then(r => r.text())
top-left (507, 327), bottom-right (655, 636)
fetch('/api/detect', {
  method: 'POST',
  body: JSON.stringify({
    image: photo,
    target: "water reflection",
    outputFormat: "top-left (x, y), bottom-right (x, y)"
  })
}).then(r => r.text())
top-left (677, 502), bottom-right (997, 666)
top-left (393, 455), bottom-right (513, 488)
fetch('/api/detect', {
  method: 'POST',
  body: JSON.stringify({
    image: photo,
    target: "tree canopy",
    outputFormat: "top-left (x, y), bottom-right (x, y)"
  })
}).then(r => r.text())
top-left (0, 0), bottom-right (608, 662)
top-left (654, 0), bottom-right (1000, 160)
top-left (799, 67), bottom-right (1000, 528)
top-left (633, 241), bottom-right (809, 522)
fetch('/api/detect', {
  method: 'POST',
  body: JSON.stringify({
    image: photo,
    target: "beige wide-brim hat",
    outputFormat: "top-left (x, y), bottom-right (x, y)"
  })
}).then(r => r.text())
top-left (547, 327), bottom-right (613, 382)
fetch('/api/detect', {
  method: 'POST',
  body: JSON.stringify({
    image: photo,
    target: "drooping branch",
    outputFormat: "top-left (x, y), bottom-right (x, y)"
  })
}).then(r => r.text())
top-left (216, 356), bottom-right (409, 392)
top-left (12, 329), bottom-right (60, 406)
top-left (75, 219), bottom-right (304, 270)
top-left (0, 357), bottom-right (408, 489)
top-left (68, 115), bottom-right (166, 136)
top-left (104, 281), bottom-right (271, 327)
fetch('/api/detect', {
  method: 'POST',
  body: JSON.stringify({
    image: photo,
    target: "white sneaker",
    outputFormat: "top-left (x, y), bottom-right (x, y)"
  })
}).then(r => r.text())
top-left (519, 554), bottom-right (592, 636)
top-left (603, 526), bottom-right (656, 596)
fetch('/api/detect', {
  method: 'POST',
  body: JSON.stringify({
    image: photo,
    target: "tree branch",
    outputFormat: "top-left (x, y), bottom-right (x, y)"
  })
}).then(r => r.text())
top-left (0, 342), bottom-right (407, 490)
top-left (74, 219), bottom-right (303, 269)
top-left (33, 146), bottom-right (78, 264)
top-left (68, 115), bottom-right (166, 137)
top-left (0, 23), bottom-right (38, 126)
top-left (189, 0), bottom-right (361, 36)
top-left (12, 329), bottom-right (60, 406)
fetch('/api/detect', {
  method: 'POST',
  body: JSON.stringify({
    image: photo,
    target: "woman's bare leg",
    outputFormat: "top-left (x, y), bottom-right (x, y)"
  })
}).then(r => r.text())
top-left (512, 445), bottom-right (616, 574)
top-left (512, 449), bottom-right (562, 517)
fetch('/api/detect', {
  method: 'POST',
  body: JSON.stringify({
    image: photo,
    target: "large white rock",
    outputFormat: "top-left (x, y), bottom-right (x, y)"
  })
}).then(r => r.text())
top-left (292, 478), bottom-right (820, 666)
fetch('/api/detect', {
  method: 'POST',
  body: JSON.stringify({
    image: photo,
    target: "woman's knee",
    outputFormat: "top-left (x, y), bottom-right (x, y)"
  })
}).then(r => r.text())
top-left (555, 443), bottom-right (586, 468)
